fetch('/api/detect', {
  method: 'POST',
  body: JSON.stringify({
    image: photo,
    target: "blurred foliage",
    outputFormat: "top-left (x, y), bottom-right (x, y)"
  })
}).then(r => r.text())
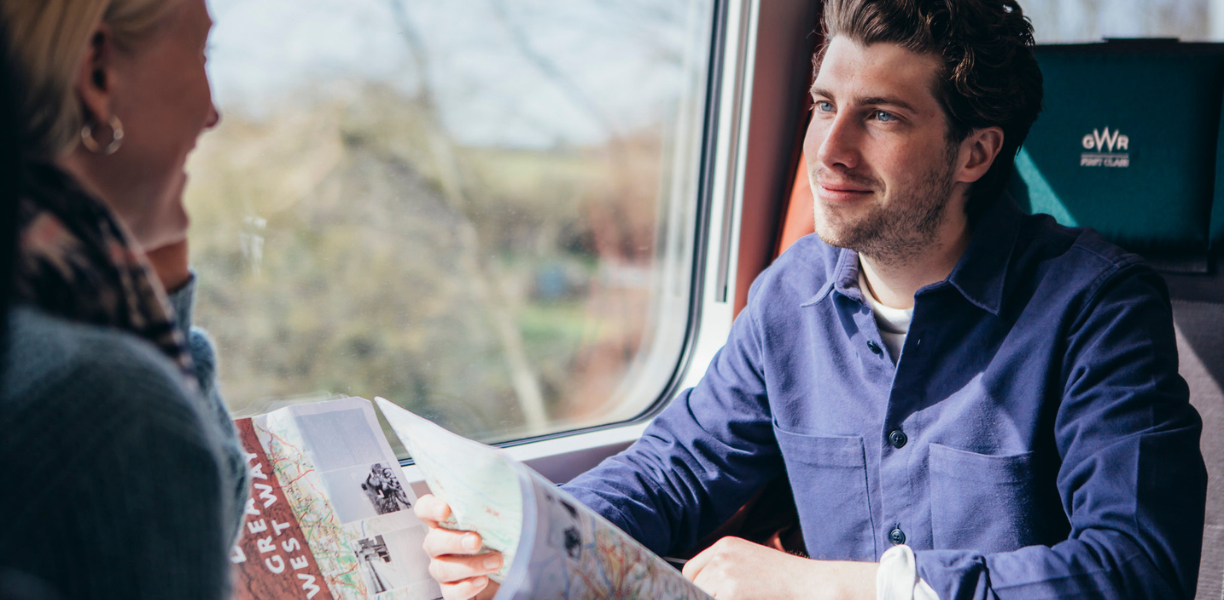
top-left (185, 81), bottom-right (666, 446)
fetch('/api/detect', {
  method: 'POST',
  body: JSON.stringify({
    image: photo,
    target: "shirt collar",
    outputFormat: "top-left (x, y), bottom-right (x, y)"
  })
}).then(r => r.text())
top-left (943, 193), bottom-right (1024, 316)
top-left (800, 193), bottom-right (1023, 315)
top-left (802, 248), bottom-right (860, 307)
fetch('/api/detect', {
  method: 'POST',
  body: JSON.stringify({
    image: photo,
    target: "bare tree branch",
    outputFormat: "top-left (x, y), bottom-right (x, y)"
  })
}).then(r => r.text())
top-left (386, 0), bottom-right (551, 433)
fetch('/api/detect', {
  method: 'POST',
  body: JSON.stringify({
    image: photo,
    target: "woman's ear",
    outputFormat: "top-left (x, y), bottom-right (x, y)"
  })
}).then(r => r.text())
top-left (955, 126), bottom-right (1005, 185)
top-left (74, 25), bottom-right (116, 129)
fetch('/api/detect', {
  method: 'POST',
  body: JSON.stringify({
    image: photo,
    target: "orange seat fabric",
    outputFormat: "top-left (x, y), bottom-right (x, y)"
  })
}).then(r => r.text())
top-left (775, 150), bottom-right (815, 258)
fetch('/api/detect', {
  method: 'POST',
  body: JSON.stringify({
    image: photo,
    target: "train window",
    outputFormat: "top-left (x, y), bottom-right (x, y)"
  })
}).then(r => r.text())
top-left (1021, 0), bottom-right (1224, 42)
top-left (187, 0), bottom-right (717, 453)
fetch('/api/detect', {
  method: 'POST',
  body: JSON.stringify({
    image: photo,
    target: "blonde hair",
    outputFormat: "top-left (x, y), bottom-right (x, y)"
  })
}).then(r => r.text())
top-left (0, 0), bottom-right (181, 160)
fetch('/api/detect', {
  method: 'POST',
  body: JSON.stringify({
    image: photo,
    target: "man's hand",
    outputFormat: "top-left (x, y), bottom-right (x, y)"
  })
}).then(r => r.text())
top-left (682, 537), bottom-right (878, 600)
top-left (415, 494), bottom-right (502, 600)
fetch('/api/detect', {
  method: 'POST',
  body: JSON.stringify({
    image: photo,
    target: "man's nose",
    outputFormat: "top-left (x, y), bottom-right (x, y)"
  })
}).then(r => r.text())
top-left (814, 114), bottom-right (860, 171)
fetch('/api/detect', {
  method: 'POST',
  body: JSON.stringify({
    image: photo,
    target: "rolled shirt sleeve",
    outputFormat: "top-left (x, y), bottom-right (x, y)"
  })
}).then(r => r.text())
top-left (167, 273), bottom-right (252, 546)
top-left (565, 288), bottom-right (785, 556)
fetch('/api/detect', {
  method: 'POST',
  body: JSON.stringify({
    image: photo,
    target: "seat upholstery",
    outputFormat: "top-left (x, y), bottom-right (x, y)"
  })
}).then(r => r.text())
top-left (1174, 297), bottom-right (1224, 600)
top-left (1008, 42), bottom-right (1224, 270)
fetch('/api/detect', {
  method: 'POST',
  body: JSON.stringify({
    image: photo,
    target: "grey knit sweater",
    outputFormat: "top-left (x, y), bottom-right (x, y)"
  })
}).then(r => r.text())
top-left (0, 276), bottom-right (250, 599)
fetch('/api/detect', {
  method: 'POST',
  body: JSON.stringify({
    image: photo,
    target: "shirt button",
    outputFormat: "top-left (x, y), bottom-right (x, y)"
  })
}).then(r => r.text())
top-left (889, 527), bottom-right (906, 545)
top-left (866, 339), bottom-right (883, 355)
top-left (888, 429), bottom-right (908, 449)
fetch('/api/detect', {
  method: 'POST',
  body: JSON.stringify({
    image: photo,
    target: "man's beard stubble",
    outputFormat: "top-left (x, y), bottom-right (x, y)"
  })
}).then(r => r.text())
top-left (813, 143), bottom-right (958, 268)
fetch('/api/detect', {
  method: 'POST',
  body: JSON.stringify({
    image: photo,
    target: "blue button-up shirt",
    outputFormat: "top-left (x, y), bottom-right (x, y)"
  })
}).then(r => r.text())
top-left (564, 197), bottom-right (1207, 599)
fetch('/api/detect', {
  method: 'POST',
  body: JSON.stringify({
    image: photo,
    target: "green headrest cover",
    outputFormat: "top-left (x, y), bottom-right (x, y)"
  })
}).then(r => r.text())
top-left (1008, 43), bottom-right (1224, 256)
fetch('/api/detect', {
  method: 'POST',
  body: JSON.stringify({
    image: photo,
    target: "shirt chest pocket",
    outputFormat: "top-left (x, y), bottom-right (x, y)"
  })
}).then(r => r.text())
top-left (928, 443), bottom-right (1042, 553)
top-left (773, 424), bottom-right (876, 561)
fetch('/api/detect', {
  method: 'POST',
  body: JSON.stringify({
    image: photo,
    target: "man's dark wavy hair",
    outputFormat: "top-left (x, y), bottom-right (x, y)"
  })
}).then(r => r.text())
top-left (817, 0), bottom-right (1044, 219)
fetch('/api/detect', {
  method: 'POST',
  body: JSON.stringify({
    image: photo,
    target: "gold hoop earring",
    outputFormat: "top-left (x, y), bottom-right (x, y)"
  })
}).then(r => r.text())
top-left (80, 115), bottom-right (124, 155)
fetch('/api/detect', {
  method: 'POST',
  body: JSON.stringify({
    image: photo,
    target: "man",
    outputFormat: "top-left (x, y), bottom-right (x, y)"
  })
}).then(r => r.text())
top-left (416, 0), bottom-right (1208, 598)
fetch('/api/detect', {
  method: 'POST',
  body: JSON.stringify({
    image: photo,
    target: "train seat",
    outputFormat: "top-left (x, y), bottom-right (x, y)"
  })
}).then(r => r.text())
top-left (1007, 40), bottom-right (1224, 600)
top-left (1008, 40), bottom-right (1224, 272)
top-left (773, 39), bottom-right (1224, 599)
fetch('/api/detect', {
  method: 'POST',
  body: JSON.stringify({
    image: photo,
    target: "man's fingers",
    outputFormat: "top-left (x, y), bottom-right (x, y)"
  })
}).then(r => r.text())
top-left (429, 552), bottom-right (503, 583)
top-left (681, 544), bottom-right (713, 581)
top-left (416, 494), bottom-right (502, 596)
top-left (440, 576), bottom-right (489, 600)
top-left (423, 527), bottom-right (487, 558)
top-left (682, 536), bottom-right (745, 582)
top-left (414, 494), bottom-right (452, 525)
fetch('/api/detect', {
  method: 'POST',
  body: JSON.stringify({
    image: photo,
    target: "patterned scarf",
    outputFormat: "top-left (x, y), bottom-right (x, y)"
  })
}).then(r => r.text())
top-left (13, 162), bottom-right (196, 385)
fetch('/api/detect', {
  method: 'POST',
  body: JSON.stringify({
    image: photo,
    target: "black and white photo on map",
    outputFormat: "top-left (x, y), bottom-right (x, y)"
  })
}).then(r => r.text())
top-left (351, 527), bottom-right (434, 596)
top-left (362, 463), bottom-right (412, 515)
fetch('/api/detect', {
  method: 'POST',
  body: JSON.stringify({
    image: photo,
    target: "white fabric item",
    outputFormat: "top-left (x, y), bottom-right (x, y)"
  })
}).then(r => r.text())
top-left (877, 544), bottom-right (941, 600)
top-left (859, 269), bottom-right (914, 362)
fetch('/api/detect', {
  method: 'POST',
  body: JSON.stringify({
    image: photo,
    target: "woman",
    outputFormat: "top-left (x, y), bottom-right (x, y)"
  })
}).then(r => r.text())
top-left (0, 0), bottom-right (248, 597)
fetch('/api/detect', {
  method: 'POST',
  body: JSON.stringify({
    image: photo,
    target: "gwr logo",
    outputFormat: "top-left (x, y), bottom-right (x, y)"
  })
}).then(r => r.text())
top-left (1082, 127), bottom-right (1129, 153)
top-left (1080, 127), bottom-right (1130, 168)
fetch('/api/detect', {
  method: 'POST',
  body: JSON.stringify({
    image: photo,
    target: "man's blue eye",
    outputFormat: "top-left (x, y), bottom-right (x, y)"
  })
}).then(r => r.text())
top-left (875, 110), bottom-right (896, 122)
top-left (816, 101), bottom-right (834, 113)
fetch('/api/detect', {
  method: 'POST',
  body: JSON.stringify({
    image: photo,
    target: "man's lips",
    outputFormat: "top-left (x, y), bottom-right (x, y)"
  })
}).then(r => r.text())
top-left (817, 183), bottom-right (874, 203)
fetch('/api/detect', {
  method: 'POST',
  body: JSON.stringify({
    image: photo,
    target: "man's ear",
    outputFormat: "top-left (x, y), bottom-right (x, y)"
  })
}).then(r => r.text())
top-left (74, 25), bottom-right (116, 129)
top-left (955, 126), bottom-right (1005, 185)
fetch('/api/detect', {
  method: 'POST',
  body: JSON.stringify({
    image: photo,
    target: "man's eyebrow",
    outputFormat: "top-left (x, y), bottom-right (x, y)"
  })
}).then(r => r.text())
top-left (857, 96), bottom-right (917, 113)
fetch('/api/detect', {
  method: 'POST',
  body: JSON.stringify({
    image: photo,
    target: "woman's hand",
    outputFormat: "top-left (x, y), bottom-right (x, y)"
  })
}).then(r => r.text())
top-left (144, 239), bottom-right (191, 293)
top-left (415, 494), bottom-right (502, 600)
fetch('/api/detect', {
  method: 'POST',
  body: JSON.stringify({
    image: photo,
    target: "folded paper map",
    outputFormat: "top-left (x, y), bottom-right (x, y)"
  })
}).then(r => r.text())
top-left (374, 397), bottom-right (713, 600)
top-left (231, 397), bottom-right (441, 600)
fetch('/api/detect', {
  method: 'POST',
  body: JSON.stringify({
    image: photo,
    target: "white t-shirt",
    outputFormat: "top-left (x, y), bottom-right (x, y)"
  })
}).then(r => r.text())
top-left (858, 269), bottom-right (914, 362)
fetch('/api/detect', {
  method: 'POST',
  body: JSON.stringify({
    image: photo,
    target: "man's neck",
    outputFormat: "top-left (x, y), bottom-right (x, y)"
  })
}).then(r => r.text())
top-left (858, 217), bottom-right (972, 310)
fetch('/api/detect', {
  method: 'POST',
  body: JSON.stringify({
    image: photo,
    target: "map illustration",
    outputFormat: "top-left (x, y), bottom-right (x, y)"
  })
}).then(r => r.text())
top-left (258, 412), bottom-right (369, 599)
top-left (235, 398), bottom-right (439, 600)
top-left (375, 398), bottom-right (712, 600)
top-left (520, 474), bottom-right (710, 600)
